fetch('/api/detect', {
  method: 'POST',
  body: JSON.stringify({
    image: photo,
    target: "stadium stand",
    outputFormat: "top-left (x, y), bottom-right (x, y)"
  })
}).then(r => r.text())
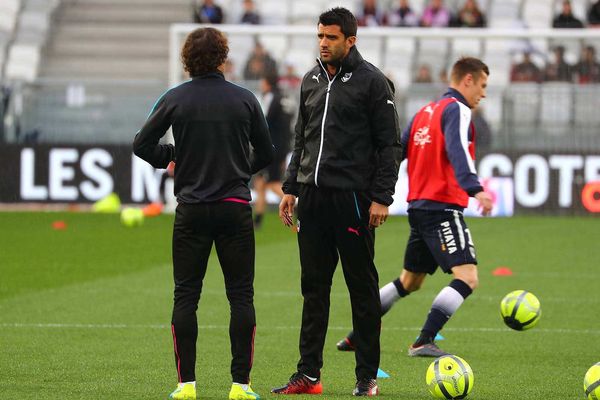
top-left (1, 0), bottom-right (600, 149)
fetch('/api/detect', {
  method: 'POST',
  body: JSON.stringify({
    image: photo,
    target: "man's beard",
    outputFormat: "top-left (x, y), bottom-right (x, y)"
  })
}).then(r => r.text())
top-left (320, 57), bottom-right (342, 68)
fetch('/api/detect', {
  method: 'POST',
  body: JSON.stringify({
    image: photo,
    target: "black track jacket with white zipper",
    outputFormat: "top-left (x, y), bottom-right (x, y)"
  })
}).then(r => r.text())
top-left (282, 46), bottom-right (402, 206)
top-left (133, 72), bottom-right (274, 204)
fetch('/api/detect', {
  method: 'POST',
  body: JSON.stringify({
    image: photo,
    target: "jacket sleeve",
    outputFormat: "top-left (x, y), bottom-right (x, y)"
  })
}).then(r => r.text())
top-left (132, 93), bottom-right (175, 169)
top-left (368, 75), bottom-right (402, 206)
top-left (442, 102), bottom-right (483, 196)
top-left (249, 96), bottom-right (274, 174)
top-left (281, 87), bottom-right (306, 197)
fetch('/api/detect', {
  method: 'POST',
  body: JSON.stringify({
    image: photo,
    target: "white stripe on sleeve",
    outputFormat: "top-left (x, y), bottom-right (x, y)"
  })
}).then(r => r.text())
top-left (456, 102), bottom-right (477, 174)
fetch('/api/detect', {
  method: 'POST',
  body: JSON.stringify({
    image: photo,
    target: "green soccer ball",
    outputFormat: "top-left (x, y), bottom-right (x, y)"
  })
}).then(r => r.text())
top-left (500, 290), bottom-right (541, 331)
top-left (120, 207), bottom-right (144, 227)
top-left (426, 355), bottom-right (474, 399)
top-left (584, 362), bottom-right (600, 400)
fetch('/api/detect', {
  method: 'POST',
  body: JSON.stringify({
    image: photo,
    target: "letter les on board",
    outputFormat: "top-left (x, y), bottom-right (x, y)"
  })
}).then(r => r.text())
top-left (20, 148), bottom-right (48, 200)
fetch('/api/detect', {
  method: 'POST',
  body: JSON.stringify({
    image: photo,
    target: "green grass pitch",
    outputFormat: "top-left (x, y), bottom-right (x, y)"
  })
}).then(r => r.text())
top-left (1, 212), bottom-right (599, 399)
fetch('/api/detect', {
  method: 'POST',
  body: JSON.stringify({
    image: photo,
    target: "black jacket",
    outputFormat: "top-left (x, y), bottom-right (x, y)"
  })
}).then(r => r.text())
top-left (133, 72), bottom-right (274, 204)
top-left (283, 46), bottom-right (401, 206)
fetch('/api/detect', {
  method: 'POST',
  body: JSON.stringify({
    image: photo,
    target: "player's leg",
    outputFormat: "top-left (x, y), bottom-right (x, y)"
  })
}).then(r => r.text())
top-left (272, 185), bottom-right (333, 394)
top-left (332, 190), bottom-right (381, 395)
top-left (410, 210), bottom-right (478, 357)
top-left (337, 212), bottom-right (431, 352)
top-left (337, 269), bottom-right (426, 351)
top-left (214, 202), bottom-right (261, 399)
top-left (171, 203), bottom-right (213, 392)
top-left (252, 174), bottom-right (267, 228)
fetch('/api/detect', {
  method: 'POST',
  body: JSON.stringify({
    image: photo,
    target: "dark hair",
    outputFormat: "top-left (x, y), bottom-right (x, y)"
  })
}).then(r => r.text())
top-left (450, 57), bottom-right (490, 83)
top-left (318, 7), bottom-right (357, 38)
top-left (181, 27), bottom-right (229, 77)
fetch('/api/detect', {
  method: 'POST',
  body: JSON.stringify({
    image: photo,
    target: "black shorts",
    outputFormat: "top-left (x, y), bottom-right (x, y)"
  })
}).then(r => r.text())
top-left (258, 153), bottom-right (287, 182)
top-left (404, 209), bottom-right (477, 274)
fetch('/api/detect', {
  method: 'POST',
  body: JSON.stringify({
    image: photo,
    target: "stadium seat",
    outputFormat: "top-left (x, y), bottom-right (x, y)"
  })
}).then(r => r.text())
top-left (385, 66), bottom-right (412, 90)
top-left (290, 0), bottom-right (325, 25)
top-left (0, 0), bottom-right (21, 34)
top-left (417, 38), bottom-right (449, 72)
top-left (258, 0), bottom-right (289, 25)
top-left (357, 35), bottom-right (383, 67)
top-left (5, 42), bottom-right (40, 82)
top-left (259, 34), bottom-right (289, 62)
top-left (404, 83), bottom-right (443, 118)
top-left (504, 83), bottom-right (540, 135)
top-left (539, 82), bottom-right (573, 135)
top-left (15, 10), bottom-right (50, 45)
top-left (323, 0), bottom-right (360, 15)
top-left (488, 0), bottom-right (521, 28)
top-left (480, 86), bottom-right (503, 132)
top-left (450, 38), bottom-right (483, 60)
top-left (522, 0), bottom-right (554, 29)
top-left (573, 84), bottom-right (600, 129)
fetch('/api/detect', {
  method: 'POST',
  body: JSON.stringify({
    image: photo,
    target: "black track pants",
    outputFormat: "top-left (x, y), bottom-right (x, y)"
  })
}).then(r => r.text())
top-left (295, 184), bottom-right (381, 380)
top-left (170, 201), bottom-right (256, 384)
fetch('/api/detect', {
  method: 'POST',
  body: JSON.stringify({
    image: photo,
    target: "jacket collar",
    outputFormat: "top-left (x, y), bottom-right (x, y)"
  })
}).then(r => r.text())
top-left (443, 88), bottom-right (469, 108)
top-left (192, 71), bottom-right (225, 80)
top-left (317, 45), bottom-right (363, 75)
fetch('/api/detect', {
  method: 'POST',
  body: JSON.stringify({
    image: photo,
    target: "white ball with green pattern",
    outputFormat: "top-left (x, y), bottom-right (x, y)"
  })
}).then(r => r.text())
top-left (426, 355), bottom-right (474, 399)
top-left (585, 362), bottom-right (600, 400)
top-left (500, 290), bottom-right (541, 331)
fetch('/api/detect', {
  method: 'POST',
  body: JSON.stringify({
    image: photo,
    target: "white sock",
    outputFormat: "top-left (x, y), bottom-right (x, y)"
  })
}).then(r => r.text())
top-left (179, 381), bottom-right (196, 388)
top-left (233, 382), bottom-right (250, 391)
top-left (380, 281), bottom-right (401, 314)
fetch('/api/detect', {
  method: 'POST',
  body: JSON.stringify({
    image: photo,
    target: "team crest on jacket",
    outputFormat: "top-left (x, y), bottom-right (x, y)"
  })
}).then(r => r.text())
top-left (341, 72), bottom-right (353, 82)
top-left (414, 126), bottom-right (432, 147)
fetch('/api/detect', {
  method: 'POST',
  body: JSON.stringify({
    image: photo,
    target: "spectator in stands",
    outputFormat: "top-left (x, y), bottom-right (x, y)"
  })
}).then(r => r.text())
top-left (387, 0), bottom-right (419, 27)
top-left (279, 61), bottom-right (302, 91)
top-left (223, 59), bottom-right (238, 81)
top-left (420, 0), bottom-right (451, 27)
top-left (574, 45), bottom-right (600, 83)
top-left (553, 1), bottom-right (584, 28)
top-left (240, 0), bottom-right (261, 24)
top-left (544, 45), bottom-right (574, 82)
top-left (414, 64), bottom-right (434, 83)
top-left (455, 0), bottom-right (486, 28)
top-left (438, 67), bottom-right (449, 84)
top-left (243, 41), bottom-right (278, 80)
top-left (358, 0), bottom-right (386, 26)
top-left (194, 0), bottom-right (224, 24)
top-left (510, 51), bottom-right (543, 83)
top-left (588, 0), bottom-right (600, 26)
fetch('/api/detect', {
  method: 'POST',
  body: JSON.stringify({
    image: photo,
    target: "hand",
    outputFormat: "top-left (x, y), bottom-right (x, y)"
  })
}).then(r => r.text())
top-left (279, 194), bottom-right (296, 227)
top-left (474, 191), bottom-right (493, 216)
top-left (369, 201), bottom-right (389, 228)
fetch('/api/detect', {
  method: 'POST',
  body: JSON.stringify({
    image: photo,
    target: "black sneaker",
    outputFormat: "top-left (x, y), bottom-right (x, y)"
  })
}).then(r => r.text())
top-left (407, 342), bottom-right (449, 357)
top-left (336, 337), bottom-right (355, 352)
top-left (352, 378), bottom-right (379, 396)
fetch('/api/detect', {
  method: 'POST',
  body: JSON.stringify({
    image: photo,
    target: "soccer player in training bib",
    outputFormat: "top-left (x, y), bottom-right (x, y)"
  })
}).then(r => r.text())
top-left (336, 57), bottom-right (493, 358)
top-left (133, 27), bottom-right (273, 400)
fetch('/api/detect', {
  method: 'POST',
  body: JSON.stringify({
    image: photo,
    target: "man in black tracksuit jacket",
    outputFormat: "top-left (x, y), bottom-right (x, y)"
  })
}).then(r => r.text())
top-left (133, 28), bottom-right (273, 400)
top-left (272, 7), bottom-right (401, 397)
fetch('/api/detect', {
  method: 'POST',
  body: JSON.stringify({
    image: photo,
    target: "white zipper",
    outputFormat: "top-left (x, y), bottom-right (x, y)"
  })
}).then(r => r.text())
top-left (314, 60), bottom-right (341, 187)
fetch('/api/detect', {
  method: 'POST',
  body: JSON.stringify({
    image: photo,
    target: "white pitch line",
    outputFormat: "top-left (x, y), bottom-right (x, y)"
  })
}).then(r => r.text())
top-left (1, 323), bottom-right (599, 335)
